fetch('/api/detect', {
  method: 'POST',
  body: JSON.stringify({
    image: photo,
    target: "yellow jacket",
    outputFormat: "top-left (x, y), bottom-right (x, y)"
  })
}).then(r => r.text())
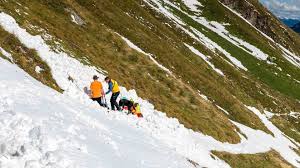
top-left (110, 79), bottom-right (120, 93)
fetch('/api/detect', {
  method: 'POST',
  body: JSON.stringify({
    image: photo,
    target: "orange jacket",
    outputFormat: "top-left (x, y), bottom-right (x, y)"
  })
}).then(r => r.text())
top-left (90, 81), bottom-right (103, 98)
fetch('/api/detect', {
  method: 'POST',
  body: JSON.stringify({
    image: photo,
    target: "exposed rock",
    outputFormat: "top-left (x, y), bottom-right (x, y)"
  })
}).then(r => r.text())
top-left (65, 8), bottom-right (86, 26)
top-left (219, 0), bottom-right (300, 54)
top-left (220, 0), bottom-right (275, 38)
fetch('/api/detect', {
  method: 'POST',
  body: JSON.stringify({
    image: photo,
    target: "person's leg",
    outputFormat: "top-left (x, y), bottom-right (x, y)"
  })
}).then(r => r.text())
top-left (114, 92), bottom-right (120, 110)
top-left (101, 97), bottom-right (107, 108)
top-left (94, 97), bottom-right (104, 107)
top-left (111, 92), bottom-right (120, 111)
top-left (110, 95), bottom-right (115, 110)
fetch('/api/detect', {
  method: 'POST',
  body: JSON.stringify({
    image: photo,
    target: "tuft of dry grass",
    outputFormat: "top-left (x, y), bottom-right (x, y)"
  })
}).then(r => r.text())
top-left (213, 150), bottom-right (294, 168)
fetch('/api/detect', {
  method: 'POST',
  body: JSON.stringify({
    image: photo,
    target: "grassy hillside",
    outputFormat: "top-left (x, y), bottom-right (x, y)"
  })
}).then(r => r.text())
top-left (0, 0), bottom-right (299, 167)
top-left (213, 150), bottom-right (294, 168)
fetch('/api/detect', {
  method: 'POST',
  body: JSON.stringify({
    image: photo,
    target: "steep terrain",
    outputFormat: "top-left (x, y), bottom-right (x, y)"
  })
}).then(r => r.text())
top-left (280, 18), bottom-right (300, 34)
top-left (0, 0), bottom-right (299, 167)
top-left (281, 18), bottom-right (300, 27)
top-left (292, 22), bottom-right (300, 33)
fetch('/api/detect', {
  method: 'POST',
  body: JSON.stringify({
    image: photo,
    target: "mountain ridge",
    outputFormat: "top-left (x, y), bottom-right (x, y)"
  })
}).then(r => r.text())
top-left (280, 18), bottom-right (300, 34)
top-left (292, 22), bottom-right (300, 33)
top-left (280, 18), bottom-right (300, 27)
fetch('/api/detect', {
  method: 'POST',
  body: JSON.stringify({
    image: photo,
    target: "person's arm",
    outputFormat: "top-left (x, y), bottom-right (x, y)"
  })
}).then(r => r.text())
top-left (89, 84), bottom-right (93, 98)
top-left (101, 85), bottom-right (105, 96)
top-left (106, 82), bottom-right (113, 94)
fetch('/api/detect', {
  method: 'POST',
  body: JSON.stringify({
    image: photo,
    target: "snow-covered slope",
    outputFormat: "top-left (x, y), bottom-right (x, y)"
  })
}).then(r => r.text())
top-left (0, 12), bottom-right (299, 168)
top-left (0, 58), bottom-right (192, 168)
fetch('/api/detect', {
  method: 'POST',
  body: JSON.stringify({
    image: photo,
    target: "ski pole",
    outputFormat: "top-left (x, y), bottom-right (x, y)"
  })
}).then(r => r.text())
top-left (103, 95), bottom-right (109, 110)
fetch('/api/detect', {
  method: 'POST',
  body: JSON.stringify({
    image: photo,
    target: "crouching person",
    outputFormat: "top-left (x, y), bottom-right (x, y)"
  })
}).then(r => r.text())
top-left (132, 103), bottom-right (143, 118)
top-left (119, 98), bottom-right (143, 117)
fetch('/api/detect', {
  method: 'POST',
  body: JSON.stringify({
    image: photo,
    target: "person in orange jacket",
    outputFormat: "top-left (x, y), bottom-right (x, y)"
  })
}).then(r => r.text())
top-left (90, 75), bottom-right (106, 107)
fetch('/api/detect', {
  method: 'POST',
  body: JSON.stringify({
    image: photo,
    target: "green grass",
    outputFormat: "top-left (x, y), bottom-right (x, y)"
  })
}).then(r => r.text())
top-left (213, 150), bottom-right (294, 168)
top-left (167, 2), bottom-right (300, 101)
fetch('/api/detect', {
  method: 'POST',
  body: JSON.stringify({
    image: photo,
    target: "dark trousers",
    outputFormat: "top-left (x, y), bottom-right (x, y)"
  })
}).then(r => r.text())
top-left (110, 92), bottom-right (120, 111)
top-left (92, 97), bottom-right (106, 107)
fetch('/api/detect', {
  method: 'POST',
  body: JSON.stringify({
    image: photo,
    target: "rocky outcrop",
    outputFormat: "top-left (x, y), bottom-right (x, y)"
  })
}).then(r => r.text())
top-left (220, 0), bottom-right (276, 39)
top-left (219, 0), bottom-right (300, 55)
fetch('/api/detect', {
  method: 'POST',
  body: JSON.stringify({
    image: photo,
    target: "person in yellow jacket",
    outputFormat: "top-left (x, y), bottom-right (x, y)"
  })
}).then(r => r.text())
top-left (105, 76), bottom-right (121, 111)
top-left (131, 103), bottom-right (143, 118)
top-left (90, 75), bottom-right (106, 107)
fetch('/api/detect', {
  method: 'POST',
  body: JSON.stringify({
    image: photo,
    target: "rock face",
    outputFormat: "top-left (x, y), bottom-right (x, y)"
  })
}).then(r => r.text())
top-left (219, 0), bottom-right (300, 54)
top-left (220, 0), bottom-right (275, 38)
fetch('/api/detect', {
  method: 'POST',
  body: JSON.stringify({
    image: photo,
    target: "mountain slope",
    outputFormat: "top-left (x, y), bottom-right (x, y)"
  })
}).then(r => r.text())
top-left (0, 0), bottom-right (299, 167)
top-left (281, 18), bottom-right (300, 27)
top-left (292, 22), bottom-right (300, 33)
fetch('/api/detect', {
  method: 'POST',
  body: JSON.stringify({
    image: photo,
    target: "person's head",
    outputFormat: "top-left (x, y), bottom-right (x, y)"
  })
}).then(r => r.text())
top-left (105, 76), bottom-right (110, 83)
top-left (93, 75), bottom-right (99, 81)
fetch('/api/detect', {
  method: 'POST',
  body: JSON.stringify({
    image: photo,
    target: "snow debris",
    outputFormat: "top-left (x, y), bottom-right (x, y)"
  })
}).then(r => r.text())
top-left (181, 0), bottom-right (203, 13)
top-left (35, 66), bottom-right (43, 74)
top-left (278, 45), bottom-right (300, 68)
top-left (266, 111), bottom-right (300, 120)
top-left (216, 105), bottom-right (230, 115)
top-left (185, 43), bottom-right (224, 76)
top-left (264, 110), bottom-right (275, 119)
top-left (0, 47), bottom-right (13, 62)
